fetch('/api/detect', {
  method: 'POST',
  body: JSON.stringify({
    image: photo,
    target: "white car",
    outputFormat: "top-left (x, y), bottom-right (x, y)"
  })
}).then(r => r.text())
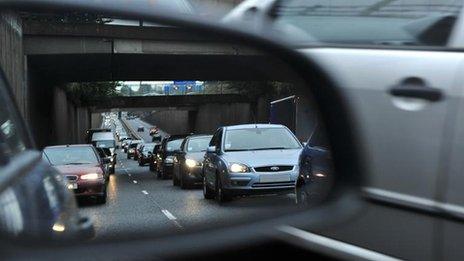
top-left (225, 1), bottom-right (464, 260)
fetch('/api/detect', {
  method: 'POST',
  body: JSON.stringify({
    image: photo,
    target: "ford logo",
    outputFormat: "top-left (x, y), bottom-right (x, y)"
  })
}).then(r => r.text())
top-left (270, 166), bottom-right (280, 171)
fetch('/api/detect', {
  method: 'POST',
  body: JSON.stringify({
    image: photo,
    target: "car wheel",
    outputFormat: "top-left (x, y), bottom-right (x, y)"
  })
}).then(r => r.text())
top-left (138, 159), bottom-right (143, 166)
top-left (215, 175), bottom-right (230, 204)
top-left (127, 154), bottom-right (130, 159)
top-left (203, 176), bottom-right (214, 199)
top-left (149, 163), bottom-right (154, 171)
top-left (110, 167), bottom-right (115, 174)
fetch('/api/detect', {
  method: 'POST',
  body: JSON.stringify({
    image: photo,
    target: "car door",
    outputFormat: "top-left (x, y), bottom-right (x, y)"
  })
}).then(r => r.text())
top-left (255, 1), bottom-right (464, 259)
top-left (303, 48), bottom-right (464, 261)
top-left (438, 63), bottom-right (464, 261)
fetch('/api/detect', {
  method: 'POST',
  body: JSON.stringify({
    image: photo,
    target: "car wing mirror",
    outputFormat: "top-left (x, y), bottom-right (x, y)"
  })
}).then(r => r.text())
top-left (0, 1), bottom-right (364, 258)
top-left (206, 146), bottom-right (216, 153)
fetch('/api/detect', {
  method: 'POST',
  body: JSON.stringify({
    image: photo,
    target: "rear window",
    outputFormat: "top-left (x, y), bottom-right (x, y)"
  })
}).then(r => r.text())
top-left (273, 0), bottom-right (463, 46)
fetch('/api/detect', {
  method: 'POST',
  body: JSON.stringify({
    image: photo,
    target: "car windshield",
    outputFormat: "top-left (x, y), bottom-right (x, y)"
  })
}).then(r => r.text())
top-left (43, 147), bottom-right (99, 165)
top-left (144, 144), bottom-right (155, 151)
top-left (166, 139), bottom-right (183, 151)
top-left (186, 136), bottom-right (212, 152)
top-left (94, 140), bottom-right (115, 148)
top-left (272, 0), bottom-right (463, 46)
top-left (224, 127), bottom-right (301, 152)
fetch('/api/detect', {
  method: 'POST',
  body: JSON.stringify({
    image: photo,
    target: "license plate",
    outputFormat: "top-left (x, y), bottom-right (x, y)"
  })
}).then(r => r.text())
top-left (259, 174), bottom-right (290, 183)
top-left (67, 183), bottom-right (78, 190)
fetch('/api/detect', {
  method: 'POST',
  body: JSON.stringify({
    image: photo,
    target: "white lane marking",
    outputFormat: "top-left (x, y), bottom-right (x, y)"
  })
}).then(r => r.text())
top-left (161, 209), bottom-right (177, 220)
top-left (142, 190), bottom-right (148, 195)
top-left (133, 180), bottom-right (138, 184)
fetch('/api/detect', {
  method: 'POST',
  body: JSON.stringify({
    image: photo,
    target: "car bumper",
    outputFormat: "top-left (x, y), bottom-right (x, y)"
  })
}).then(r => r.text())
top-left (222, 171), bottom-right (298, 196)
top-left (183, 166), bottom-right (203, 183)
top-left (72, 180), bottom-right (106, 197)
top-left (163, 164), bottom-right (174, 176)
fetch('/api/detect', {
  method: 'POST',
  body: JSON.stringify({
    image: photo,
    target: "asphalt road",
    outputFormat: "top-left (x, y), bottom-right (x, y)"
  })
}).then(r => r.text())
top-left (79, 118), bottom-right (297, 240)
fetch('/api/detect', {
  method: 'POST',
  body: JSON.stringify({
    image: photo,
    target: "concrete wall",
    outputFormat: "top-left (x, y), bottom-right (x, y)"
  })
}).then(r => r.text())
top-left (0, 12), bottom-right (27, 118)
top-left (195, 103), bottom-right (251, 133)
top-left (143, 110), bottom-right (190, 135)
top-left (143, 102), bottom-right (255, 135)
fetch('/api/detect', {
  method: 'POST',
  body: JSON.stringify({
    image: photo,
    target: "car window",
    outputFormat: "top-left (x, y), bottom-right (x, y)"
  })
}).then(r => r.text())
top-left (43, 147), bottom-right (99, 165)
top-left (224, 127), bottom-right (301, 151)
top-left (166, 139), bottom-right (183, 151)
top-left (272, 0), bottom-right (463, 46)
top-left (0, 73), bottom-right (27, 160)
top-left (186, 136), bottom-right (212, 152)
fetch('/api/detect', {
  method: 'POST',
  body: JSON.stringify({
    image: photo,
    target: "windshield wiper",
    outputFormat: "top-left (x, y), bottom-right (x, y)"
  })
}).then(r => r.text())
top-left (252, 147), bottom-right (288, 151)
top-left (64, 162), bottom-right (91, 165)
top-left (224, 149), bottom-right (254, 152)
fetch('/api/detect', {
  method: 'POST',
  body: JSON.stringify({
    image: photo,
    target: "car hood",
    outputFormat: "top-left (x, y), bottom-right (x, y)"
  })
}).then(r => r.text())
top-left (53, 164), bottom-right (103, 175)
top-left (221, 149), bottom-right (301, 167)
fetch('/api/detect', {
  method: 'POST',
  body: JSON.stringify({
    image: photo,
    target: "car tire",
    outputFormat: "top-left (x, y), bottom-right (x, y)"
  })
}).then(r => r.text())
top-left (149, 164), bottom-right (154, 171)
top-left (215, 175), bottom-right (231, 204)
top-left (138, 159), bottom-right (143, 166)
top-left (203, 176), bottom-right (214, 199)
top-left (110, 166), bottom-right (115, 174)
top-left (127, 154), bottom-right (131, 159)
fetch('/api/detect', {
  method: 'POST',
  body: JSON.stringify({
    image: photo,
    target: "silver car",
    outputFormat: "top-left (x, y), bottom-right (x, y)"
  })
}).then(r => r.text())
top-left (202, 124), bottom-right (302, 203)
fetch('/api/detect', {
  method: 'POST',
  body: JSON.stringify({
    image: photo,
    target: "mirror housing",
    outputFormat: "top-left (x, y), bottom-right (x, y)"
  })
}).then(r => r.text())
top-left (206, 146), bottom-right (216, 153)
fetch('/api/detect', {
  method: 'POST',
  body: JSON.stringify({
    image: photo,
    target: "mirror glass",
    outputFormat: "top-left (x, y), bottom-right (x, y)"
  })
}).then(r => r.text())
top-left (0, 5), bottom-right (334, 242)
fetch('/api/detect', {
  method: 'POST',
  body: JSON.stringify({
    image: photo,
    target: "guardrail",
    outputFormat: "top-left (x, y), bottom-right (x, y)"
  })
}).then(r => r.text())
top-left (120, 118), bottom-right (143, 141)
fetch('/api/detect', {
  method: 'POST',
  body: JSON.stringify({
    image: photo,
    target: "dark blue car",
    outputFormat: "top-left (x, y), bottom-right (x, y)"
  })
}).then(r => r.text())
top-left (296, 126), bottom-right (333, 206)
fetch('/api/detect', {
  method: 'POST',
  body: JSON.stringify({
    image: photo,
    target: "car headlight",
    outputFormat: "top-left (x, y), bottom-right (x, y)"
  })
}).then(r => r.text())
top-left (229, 163), bottom-right (250, 173)
top-left (129, 149), bottom-right (134, 153)
top-left (185, 159), bottom-right (199, 168)
top-left (80, 173), bottom-right (103, 180)
top-left (165, 156), bottom-right (174, 164)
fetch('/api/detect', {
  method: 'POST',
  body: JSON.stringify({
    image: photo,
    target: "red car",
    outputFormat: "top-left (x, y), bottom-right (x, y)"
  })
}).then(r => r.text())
top-left (42, 144), bottom-right (109, 204)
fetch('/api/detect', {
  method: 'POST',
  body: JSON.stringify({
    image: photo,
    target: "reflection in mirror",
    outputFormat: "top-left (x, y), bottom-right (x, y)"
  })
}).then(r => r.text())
top-left (0, 9), bottom-right (334, 243)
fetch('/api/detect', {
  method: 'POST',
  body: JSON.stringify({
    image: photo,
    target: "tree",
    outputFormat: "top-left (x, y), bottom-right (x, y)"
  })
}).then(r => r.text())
top-left (64, 81), bottom-right (121, 104)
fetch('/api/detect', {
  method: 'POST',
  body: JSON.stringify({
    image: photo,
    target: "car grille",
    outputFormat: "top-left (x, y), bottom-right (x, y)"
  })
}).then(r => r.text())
top-left (66, 175), bottom-right (78, 181)
top-left (254, 165), bottom-right (294, 172)
top-left (252, 181), bottom-right (295, 188)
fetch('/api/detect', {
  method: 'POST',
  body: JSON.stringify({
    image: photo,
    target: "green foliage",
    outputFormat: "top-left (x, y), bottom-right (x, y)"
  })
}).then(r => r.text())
top-left (203, 81), bottom-right (294, 100)
top-left (64, 82), bottom-right (120, 104)
top-left (21, 12), bottom-right (112, 24)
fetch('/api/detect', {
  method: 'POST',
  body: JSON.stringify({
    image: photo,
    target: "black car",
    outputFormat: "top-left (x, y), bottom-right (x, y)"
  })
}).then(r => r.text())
top-left (296, 126), bottom-right (333, 206)
top-left (156, 134), bottom-right (189, 179)
top-left (137, 126), bottom-right (144, 132)
top-left (138, 143), bottom-right (156, 166)
top-left (96, 147), bottom-right (116, 174)
top-left (149, 144), bottom-right (161, 172)
top-left (173, 135), bottom-right (212, 189)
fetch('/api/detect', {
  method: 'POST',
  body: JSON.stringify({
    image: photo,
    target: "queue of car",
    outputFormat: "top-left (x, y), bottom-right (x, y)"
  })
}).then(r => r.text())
top-left (125, 120), bottom-right (331, 204)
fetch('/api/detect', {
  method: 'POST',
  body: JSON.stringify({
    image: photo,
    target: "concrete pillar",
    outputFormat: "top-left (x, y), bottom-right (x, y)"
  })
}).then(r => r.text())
top-left (0, 12), bottom-right (27, 117)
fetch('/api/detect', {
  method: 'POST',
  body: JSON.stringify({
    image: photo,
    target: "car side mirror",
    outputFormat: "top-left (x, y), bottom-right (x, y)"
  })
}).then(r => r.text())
top-left (302, 142), bottom-right (308, 147)
top-left (207, 146), bottom-right (216, 153)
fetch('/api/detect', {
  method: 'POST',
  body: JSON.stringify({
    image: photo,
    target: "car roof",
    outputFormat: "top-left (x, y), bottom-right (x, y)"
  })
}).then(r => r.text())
top-left (187, 134), bottom-right (213, 139)
top-left (44, 144), bottom-right (94, 149)
top-left (223, 124), bottom-right (286, 130)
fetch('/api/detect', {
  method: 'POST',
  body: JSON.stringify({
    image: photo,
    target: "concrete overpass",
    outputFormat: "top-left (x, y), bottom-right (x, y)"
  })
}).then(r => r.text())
top-left (1, 13), bottom-right (283, 148)
top-left (86, 94), bottom-right (251, 111)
